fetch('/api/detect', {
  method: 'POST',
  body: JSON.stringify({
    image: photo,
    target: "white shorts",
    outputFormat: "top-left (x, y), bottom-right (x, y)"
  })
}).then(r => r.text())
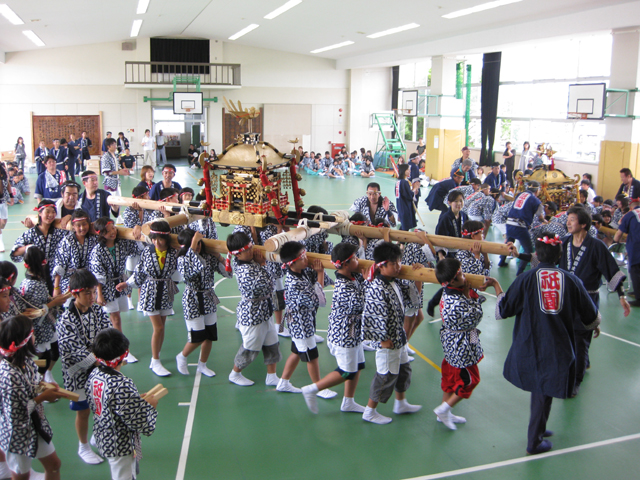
top-left (144, 308), bottom-right (174, 317)
top-left (0, 203), bottom-right (8, 220)
top-left (292, 335), bottom-right (317, 353)
top-left (185, 312), bottom-right (217, 331)
top-left (375, 347), bottom-right (409, 375)
top-left (468, 214), bottom-right (483, 222)
top-left (107, 454), bottom-right (136, 480)
top-left (274, 277), bottom-right (284, 290)
top-left (496, 224), bottom-right (506, 236)
top-left (239, 319), bottom-right (278, 351)
top-left (328, 342), bottom-right (364, 373)
top-left (405, 307), bottom-right (419, 317)
top-left (6, 437), bottom-right (56, 474)
top-left (104, 296), bottom-right (129, 314)
top-left (125, 255), bottom-right (140, 272)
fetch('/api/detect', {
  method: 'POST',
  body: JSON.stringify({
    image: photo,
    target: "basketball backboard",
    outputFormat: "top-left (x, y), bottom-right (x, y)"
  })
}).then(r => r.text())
top-left (401, 90), bottom-right (418, 117)
top-left (173, 92), bottom-right (203, 115)
top-left (567, 83), bottom-right (606, 120)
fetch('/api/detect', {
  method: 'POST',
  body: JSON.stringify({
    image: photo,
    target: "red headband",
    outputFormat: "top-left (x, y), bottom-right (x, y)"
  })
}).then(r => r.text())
top-left (6, 272), bottom-right (14, 281)
top-left (24, 259), bottom-right (47, 270)
top-left (225, 242), bottom-right (253, 273)
top-left (82, 174), bottom-right (98, 180)
top-left (96, 350), bottom-right (129, 369)
top-left (351, 221), bottom-right (367, 226)
top-left (34, 204), bottom-right (56, 213)
top-left (0, 286), bottom-right (10, 293)
top-left (72, 217), bottom-right (88, 223)
top-left (462, 228), bottom-right (483, 237)
top-left (71, 288), bottom-right (85, 293)
top-left (149, 229), bottom-right (169, 235)
top-left (0, 329), bottom-right (33, 358)
top-left (537, 234), bottom-right (562, 246)
top-left (179, 192), bottom-right (191, 198)
top-left (332, 252), bottom-right (355, 269)
top-left (281, 250), bottom-right (307, 270)
top-left (366, 260), bottom-right (388, 282)
top-left (95, 220), bottom-right (114, 234)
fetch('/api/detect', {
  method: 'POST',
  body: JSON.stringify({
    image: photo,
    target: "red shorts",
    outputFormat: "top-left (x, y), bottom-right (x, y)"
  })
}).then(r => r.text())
top-left (440, 358), bottom-right (481, 399)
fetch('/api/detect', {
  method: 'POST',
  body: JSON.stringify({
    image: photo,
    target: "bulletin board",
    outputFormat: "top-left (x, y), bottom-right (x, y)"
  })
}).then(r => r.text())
top-left (31, 113), bottom-right (102, 157)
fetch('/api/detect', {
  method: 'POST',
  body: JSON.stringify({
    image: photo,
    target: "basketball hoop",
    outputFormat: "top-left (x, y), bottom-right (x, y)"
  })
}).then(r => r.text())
top-left (568, 112), bottom-right (588, 120)
top-left (185, 108), bottom-right (192, 114)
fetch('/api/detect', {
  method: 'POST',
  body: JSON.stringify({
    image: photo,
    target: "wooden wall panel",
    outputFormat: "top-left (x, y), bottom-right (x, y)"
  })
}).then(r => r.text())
top-left (222, 108), bottom-right (264, 152)
top-left (32, 115), bottom-right (101, 157)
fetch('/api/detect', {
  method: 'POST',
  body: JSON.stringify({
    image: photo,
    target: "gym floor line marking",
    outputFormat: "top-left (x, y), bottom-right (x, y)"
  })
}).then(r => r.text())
top-left (400, 432), bottom-right (640, 480)
top-left (429, 318), bottom-right (442, 323)
top-left (178, 402), bottom-right (191, 407)
top-left (407, 343), bottom-right (441, 373)
top-left (219, 305), bottom-right (236, 314)
top-left (600, 331), bottom-right (640, 348)
top-left (214, 277), bottom-right (226, 288)
top-left (175, 369), bottom-right (203, 480)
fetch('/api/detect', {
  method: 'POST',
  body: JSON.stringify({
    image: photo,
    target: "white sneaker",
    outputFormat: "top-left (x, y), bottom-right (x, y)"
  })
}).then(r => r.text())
top-left (407, 346), bottom-right (416, 355)
top-left (363, 408), bottom-right (392, 425)
top-left (229, 371), bottom-right (254, 386)
top-left (265, 373), bottom-right (279, 386)
top-left (124, 352), bottom-right (138, 364)
top-left (78, 444), bottom-right (104, 464)
top-left (176, 354), bottom-right (189, 375)
top-left (340, 398), bottom-right (366, 413)
top-left (362, 340), bottom-right (376, 352)
top-left (276, 379), bottom-right (301, 393)
top-left (196, 362), bottom-right (216, 377)
top-left (393, 399), bottom-right (422, 415)
top-left (434, 406), bottom-right (457, 430)
top-left (127, 297), bottom-right (134, 310)
top-left (437, 413), bottom-right (467, 424)
top-left (314, 333), bottom-right (325, 344)
top-left (317, 388), bottom-right (337, 399)
top-left (149, 359), bottom-right (171, 377)
top-left (301, 385), bottom-right (319, 414)
top-left (278, 325), bottom-right (291, 337)
top-left (407, 355), bottom-right (415, 362)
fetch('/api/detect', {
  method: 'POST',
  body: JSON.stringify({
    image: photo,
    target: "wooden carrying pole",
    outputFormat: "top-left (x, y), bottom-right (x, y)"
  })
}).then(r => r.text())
top-left (116, 225), bottom-right (487, 288)
top-left (598, 225), bottom-right (626, 242)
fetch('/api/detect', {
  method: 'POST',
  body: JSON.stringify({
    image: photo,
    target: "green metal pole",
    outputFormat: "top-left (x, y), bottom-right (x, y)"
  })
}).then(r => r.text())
top-left (456, 63), bottom-right (463, 100)
top-left (465, 64), bottom-right (471, 147)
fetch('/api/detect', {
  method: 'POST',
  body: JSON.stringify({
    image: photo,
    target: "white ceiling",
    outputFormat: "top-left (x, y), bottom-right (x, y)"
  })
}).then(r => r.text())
top-left (0, 0), bottom-right (638, 67)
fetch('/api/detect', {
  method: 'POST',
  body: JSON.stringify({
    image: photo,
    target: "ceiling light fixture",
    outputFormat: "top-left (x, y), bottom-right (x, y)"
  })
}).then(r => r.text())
top-left (228, 24), bottom-right (259, 40)
top-left (367, 23), bottom-right (420, 39)
top-left (131, 19), bottom-right (143, 37)
top-left (310, 41), bottom-right (354, 54)
top-left (22, 30), bottom-right (44, 46)
top-left (136, 0), bottom-right (150, 15)
top-left (443, 0), bottom-right (523, 19)
top-left (264, 0), bottom-right (302, 20)
top-left (0, 4), bottom-right (24, 25)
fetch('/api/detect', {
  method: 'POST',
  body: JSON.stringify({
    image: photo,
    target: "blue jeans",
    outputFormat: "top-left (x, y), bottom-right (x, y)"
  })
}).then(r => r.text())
top-left (506, 225), bottom-right (533, 275)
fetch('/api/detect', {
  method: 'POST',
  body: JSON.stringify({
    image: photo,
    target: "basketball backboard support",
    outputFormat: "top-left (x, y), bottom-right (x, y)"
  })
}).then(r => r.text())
top-left (401, 90), bottom-right (418, 117)
top-left (567, 83), bottom-right (606, 120)
top-left (173, 92), bottom-right (203, 115)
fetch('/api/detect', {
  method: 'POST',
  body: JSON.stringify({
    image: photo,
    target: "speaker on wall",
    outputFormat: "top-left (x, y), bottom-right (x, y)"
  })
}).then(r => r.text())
top-left (122, 41), bottom-right (137, 51)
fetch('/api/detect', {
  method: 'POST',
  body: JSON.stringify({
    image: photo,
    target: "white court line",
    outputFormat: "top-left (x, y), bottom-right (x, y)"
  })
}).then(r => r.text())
top-left (175, 370), bottom-right (203, 480)
top-left (214, 277), bottom-right (226, 288)
top-left (219, 305), bottom-right (236, 314)
top-left (218, 295), bottom-right (241, 299)
top-left (429, 318), bottom-right (442, 324)
top-left (178, 402), bottom-right (191, 407)
top-left (401, 432), bottom-right (640, 480)
top-left (600, 331), bottom-right (640, 348)
top-left (316, 329), bottom-right (327, 333)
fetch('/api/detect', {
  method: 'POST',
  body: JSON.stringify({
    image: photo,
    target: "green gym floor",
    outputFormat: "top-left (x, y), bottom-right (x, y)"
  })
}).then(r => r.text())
top-left (8, 163), bottom-right (640, 480)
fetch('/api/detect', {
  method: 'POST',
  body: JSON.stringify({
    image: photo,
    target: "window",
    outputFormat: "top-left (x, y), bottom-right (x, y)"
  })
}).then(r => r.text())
top-left (152, 107), bottom-right (207, 143)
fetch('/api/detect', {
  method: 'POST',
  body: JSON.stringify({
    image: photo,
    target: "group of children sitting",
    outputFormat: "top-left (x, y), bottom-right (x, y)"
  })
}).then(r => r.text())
top-left (299, 148), bottom-right (377, 179)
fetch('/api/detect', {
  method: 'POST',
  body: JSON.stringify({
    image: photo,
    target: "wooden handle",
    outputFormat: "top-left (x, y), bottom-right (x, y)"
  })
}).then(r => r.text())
top-left (114, 226), bottom-right (486, 287)
top-left (598, 225), bottom-right (626, 242)
top-left (146, 384), bottom-right (164, 397)
top-left (107, 196), bottom-right (189, 211)
top-left (42, 382), bottom-right (80, 402)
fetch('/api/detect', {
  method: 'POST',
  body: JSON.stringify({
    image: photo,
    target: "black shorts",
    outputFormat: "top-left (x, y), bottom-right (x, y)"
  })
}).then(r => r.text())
top-left (188, 324), bottom-right (218, 344)
top-left (291, 342), bottom-right (319, 362)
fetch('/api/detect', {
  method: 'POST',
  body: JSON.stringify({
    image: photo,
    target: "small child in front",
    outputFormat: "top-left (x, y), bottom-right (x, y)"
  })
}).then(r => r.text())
top-left (56, 269), bottom-right (111, 465)
top-left (86, 328), bottom-right (158, 480)
top-left (277, 241), bottom-right (336, 398)
top-left (300, 242), bottom-right (367, 414)
top-left (433, 257), bottom-right (502, 430)
top-left (362, 241), bottom-right (421, 424)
